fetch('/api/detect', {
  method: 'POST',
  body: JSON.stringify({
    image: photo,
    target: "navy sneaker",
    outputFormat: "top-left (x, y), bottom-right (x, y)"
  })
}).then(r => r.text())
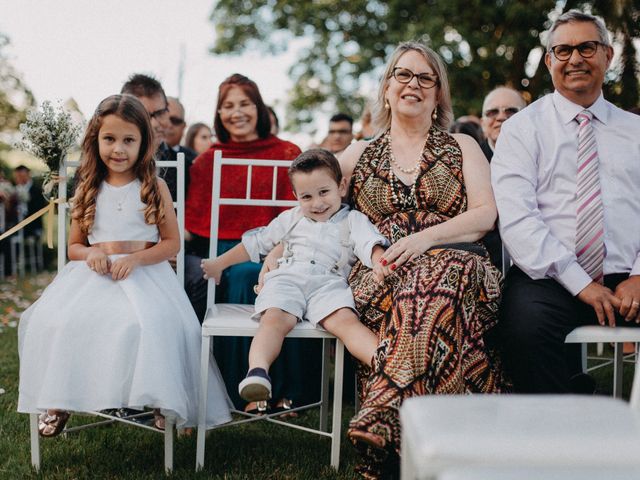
top-left (239, 368), bottom-right (272, 402)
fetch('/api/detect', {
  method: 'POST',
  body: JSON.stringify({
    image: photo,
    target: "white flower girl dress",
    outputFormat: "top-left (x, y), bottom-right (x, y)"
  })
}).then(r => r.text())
top-left (18, 179), bottom-right (231, 428)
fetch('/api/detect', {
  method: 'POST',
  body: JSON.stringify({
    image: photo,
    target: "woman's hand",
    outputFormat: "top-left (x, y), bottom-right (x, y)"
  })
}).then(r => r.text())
top-left (256, 243), bottom-right (284, 293)
top-left (111, 255), bottom-right (141, 281)
top-left (86, 248), bottom-right (110, 275)
top-left (201, 258), bottom-right (224, 285)
top-left (379, 231), bottom-right (433, 270)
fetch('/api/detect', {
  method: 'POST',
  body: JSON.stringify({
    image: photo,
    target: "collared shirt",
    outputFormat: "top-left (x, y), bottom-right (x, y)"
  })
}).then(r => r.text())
top-left (242, 205), bottom-right (388, 278)
top-left (492, 91), bottom-right (640, 296)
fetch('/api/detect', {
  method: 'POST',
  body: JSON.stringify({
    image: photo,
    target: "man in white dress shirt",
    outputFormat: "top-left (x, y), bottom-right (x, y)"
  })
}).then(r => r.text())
top-left (492, 10), bottom-right (640, 393)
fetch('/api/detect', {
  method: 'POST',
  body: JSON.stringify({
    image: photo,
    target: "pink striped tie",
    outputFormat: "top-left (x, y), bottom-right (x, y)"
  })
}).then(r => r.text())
top-left (575, 110), bottom-right (604, 283)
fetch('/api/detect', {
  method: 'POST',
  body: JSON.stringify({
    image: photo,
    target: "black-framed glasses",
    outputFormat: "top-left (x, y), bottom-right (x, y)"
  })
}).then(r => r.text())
top-left (169, 116), bottom-right (185, 126)
top-left (483, 107), bottom-right (520, 119)
top-left (549, 40), bottom-right (604, 61)
top-left (391, 67), bottom-right (439, 89)
top-left (150, 107), bottom-right (169, 119)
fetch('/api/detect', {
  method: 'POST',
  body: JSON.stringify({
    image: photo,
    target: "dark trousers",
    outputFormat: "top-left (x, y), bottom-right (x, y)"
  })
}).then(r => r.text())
top-left (499, 266), bottom-right (634, 393)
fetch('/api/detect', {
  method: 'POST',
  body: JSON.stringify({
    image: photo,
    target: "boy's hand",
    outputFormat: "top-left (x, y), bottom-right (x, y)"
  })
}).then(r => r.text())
top-left (86, 248), bottom-right (110, 275)
top-left (201, 258), bottom-right (224, 285)
top-left (111, 255), bottom-right (140, 281)
top-left (372, 261), bottom-right (390, 283)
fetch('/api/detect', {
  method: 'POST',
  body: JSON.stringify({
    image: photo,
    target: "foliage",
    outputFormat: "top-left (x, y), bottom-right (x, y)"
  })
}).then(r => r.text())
top-left (0, 33), bottom-right (34, 132)
top-left (14, 101), bottom-right (81, 198)
top-left (209, 0), bottom-right (639, 132)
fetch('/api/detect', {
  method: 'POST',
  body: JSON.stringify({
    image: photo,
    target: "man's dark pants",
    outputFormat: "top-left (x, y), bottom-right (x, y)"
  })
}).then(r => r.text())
top-left (499, 266), bottom-right (634, 393)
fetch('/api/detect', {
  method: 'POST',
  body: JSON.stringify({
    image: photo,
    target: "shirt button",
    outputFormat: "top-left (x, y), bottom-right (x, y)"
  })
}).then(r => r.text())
top-left (310, 260), bottom-right (315, 264)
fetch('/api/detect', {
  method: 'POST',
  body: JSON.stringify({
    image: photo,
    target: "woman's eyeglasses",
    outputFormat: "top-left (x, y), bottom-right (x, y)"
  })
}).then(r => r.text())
top-left (549, 40), bottom-right (604, 61)
top-left (391, 67), bottom-right (439, 89)
top-left (483, 107), bottom-right (520, 119)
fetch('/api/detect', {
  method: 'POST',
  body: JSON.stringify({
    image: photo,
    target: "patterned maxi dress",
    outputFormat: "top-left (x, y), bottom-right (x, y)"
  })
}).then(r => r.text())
top-left (348, 128), bottom-right (508, 479)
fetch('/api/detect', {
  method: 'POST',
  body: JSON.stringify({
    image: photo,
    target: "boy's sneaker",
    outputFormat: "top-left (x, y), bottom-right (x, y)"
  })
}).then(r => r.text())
top-left (239, 368), bottom-right (272, 402)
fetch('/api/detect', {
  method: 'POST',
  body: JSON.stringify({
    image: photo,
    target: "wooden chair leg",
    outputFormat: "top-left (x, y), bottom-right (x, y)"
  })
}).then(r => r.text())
top-left (164, 416), bottom-right (175, 473)
top-left (30, 413), bottom-right (40, 471)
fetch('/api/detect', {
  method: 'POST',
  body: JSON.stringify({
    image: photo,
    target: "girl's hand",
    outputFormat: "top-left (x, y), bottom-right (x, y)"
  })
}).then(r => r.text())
top-left (379, 231), bottom-right (433, 271)
top-left (110, 255), bottom-right (140, 281)
top-left (86, 248), bottom-right (110, 275)
top-left (201, 258), bottom-right (224, 285)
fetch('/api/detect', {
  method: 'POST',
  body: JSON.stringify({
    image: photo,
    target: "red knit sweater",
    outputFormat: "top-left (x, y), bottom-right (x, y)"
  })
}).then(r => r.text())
top-left (185, 136), bottom-right (301, 240)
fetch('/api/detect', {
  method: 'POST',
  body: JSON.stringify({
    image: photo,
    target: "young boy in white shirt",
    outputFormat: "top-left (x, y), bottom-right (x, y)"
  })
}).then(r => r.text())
top-left (201, 148), bottom-right (389, 402)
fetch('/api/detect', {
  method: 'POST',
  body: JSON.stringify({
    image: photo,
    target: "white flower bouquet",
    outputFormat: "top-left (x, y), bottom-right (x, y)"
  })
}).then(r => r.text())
top-left (15, 101), bottom-right (81, 199)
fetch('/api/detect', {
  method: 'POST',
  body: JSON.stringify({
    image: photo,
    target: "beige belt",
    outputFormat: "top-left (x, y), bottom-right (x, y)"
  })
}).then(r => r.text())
top-left (91, 241), bottom-right (156, 255)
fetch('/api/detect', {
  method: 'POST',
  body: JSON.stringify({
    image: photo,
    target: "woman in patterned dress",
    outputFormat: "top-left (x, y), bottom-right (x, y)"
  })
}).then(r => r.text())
top-left (339, 42), bottom-right (509, 479)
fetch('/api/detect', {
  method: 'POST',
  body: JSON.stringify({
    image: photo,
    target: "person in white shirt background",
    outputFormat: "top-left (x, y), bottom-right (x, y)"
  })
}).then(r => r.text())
top-left (491, 10), bottom-right (640, 393)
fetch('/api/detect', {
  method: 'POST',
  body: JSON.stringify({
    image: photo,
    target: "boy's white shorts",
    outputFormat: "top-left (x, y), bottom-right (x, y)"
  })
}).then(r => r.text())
top-left (253, 265), bottom-right (356, 327)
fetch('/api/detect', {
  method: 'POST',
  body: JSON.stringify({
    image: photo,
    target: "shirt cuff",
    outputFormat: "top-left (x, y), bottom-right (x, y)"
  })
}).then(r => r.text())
top-left (631, 255), bottom-right (640, 276)
top-left (359, 239), bottom-right (389, 268)
top-left (553, 261), bottom-right (593, 296)
top-left (241, 229), bottom-right (263, 263)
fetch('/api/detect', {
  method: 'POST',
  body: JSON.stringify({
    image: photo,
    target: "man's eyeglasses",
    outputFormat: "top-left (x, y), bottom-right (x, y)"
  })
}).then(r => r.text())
top-left (391, 67), bottom-right (439, 89)
top-left (328, 129), bottom-right (352, 135)
top-left (549, 40), bottom-right (604, 61)
top-left (169, 116), bottom-right (185, 126)
top-left (484, 107), bottom-right (520, 119)
top-left (150, 107), bottom-right (169, 119)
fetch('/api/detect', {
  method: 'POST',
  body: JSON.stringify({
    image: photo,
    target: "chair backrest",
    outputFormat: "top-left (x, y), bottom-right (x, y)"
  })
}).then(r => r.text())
top-left (206, 150), bottom-right (297, 310)
top-left (57, 154), bottom-right (186, 285)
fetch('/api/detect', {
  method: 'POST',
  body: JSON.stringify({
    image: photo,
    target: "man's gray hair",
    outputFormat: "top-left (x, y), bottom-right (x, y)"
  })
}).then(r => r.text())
top-left (547, 10), bottom-right (610, 51)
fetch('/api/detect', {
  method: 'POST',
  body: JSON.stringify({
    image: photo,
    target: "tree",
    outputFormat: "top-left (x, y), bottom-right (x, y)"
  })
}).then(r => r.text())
top-left (0, 33), bottom-right (34, 132)
top-left (209, 0), bottom-right (639, 132)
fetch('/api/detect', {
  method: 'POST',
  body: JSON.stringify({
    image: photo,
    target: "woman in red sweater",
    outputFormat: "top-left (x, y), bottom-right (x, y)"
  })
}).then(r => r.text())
top-left (185, 74), bottom-right (320, 414)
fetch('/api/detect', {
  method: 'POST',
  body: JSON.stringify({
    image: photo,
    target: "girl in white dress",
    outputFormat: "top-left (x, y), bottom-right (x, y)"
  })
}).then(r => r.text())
top-left (18, 94), bottom-right (231, 436)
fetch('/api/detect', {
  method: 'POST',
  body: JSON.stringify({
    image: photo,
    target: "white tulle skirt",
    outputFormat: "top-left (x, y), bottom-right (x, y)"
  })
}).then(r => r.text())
top-left (18, 258), bottom-right (232, 428)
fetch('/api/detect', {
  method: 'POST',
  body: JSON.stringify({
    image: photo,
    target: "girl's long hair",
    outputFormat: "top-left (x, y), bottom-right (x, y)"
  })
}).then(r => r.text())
top-left (72, 94), bottom-right (164, 235)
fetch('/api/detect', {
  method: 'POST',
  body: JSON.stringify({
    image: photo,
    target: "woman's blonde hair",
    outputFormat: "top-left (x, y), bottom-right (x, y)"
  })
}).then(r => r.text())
top-left (372, 41), bottom-right (453, 133)
top-left (72, 94), bottom-right (164, 235)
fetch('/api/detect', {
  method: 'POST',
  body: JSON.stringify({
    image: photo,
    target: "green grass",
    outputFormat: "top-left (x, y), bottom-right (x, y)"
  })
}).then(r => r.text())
top-left (1, 273), bottom-right (637, 479)
top-left (0, 272), bottom-right (360, 479)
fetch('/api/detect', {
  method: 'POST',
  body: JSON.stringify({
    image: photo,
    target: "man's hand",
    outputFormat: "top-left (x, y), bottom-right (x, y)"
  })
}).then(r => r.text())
top-left (614, 276), bottom-right (640, 323)
top-left (576, 282), bottom-right (621, 327)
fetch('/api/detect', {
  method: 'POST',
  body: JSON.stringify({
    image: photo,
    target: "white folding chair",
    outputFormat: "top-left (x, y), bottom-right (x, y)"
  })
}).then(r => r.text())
top-left (399, 354), bottom-right (640, 480)
top-left (28, 153), bottom-right (186, 473)
top-left (196, 152), bottom-right (344, 471)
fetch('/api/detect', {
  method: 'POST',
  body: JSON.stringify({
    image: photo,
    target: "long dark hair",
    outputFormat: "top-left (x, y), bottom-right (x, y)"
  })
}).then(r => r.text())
top-left (213, 74), bottom-right (271, 143)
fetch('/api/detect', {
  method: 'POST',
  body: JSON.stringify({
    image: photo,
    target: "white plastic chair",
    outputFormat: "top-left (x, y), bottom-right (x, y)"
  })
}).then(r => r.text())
top-left (28, 154), bottom-right (185, 473)
top-left (195, 152), bottom-right (345, 470)
top-left (399, 353), bottom-right (640, 480)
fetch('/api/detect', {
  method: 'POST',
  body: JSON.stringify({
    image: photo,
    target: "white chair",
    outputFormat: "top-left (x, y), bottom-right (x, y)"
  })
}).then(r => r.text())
top-left (28, 154), bottom-right (186, 473)
top-left (196, 152), bottom-right (345, 470)
top-left (399, 354), bottom-right (640, 480)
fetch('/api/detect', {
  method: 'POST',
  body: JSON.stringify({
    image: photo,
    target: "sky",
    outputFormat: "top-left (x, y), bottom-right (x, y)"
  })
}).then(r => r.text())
top-left (0, 0), bottom-right (316, 145)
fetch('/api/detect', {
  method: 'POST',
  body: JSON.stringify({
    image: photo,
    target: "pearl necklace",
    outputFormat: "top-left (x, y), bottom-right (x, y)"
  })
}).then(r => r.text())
top-left (387, 132), bottom-right (421, 209)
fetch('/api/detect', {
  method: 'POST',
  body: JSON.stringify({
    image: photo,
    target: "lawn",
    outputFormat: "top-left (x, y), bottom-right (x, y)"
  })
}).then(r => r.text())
top-left (0, 272), bottom-right (360, 479)
top-left (1, 272), bottom-right (636, 479)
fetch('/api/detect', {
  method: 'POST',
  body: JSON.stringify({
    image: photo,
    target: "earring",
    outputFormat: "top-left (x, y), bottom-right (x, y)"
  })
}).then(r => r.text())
top-left (432, 107), bottom-right (438, 121)
top-left (385, 100), bottom-right (390, 110)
